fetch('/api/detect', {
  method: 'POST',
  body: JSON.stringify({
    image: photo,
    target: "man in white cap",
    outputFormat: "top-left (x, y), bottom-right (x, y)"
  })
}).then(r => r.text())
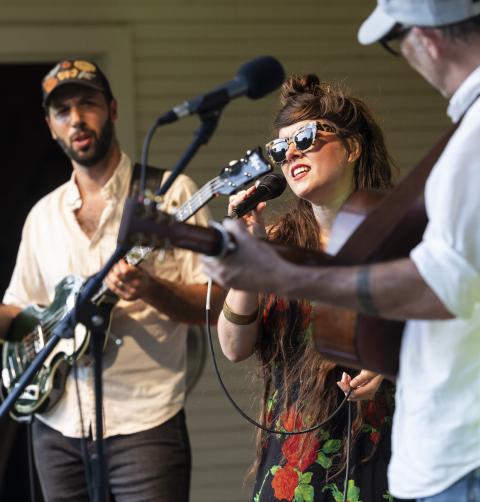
top-left (202, 1), bottom-right (480, 500)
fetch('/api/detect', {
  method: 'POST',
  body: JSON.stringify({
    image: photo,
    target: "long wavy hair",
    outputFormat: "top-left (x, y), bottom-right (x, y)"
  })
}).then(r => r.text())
top-left (251, 74), bottom-right (396, 481)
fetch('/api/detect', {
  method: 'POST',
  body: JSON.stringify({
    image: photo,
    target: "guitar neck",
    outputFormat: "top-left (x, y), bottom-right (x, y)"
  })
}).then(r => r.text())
top-left (93, 177), bottom-right (220, 304)
top-left (174, 177), bottom-right (218, 223)
top-left (118, 198), bottom-right (338, 267)
top-left (124, 176), bottom-right (218, 265)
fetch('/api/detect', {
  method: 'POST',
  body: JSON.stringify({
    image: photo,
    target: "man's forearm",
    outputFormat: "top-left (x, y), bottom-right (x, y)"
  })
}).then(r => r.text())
top-left (279, 258), bottom-right (452, 320)
top-left (142, 279), bottom-right (225, 324)
top-left (202, 221), bottom-right (452, 321)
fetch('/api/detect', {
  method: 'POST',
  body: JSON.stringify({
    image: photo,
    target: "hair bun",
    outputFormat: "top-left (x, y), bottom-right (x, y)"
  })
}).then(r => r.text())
top-left (279, 74), bottom-right (321, 106)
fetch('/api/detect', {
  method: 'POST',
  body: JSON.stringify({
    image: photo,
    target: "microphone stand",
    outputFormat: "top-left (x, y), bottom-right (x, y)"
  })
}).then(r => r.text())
top-left (1, 105), bottom-right (225, 502)
top-left (0, 243), bottom-right (128, 502)
top-left (155, 108), bottom-right (223, 196)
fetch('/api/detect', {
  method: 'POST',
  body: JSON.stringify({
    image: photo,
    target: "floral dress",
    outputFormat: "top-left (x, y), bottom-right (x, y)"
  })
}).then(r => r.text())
top-left (252, 298), bottom-right (401, 502)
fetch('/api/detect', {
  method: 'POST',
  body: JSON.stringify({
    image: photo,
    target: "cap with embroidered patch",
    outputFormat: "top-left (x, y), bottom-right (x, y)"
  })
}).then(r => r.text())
top-left (358, 0), bottom-right (480, 45)
top-left (42, 59), bottom-right (113, 107)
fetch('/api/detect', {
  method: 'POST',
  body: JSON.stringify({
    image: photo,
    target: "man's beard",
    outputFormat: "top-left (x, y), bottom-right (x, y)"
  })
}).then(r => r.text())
top-left (56, 118), bottom-right (114, 168)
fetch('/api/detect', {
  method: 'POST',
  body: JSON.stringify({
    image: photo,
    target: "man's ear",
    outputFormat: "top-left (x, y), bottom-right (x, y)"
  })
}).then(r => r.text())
top-left (414, 27), bottom-right (443, 61)
top-left (347, 137), bottom-right (361, 164)
top-left (45, 115), bottom-right (57, 140)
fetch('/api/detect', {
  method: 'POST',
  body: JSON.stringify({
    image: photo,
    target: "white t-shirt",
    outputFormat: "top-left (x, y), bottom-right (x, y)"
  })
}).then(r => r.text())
top-left (389, 67), bottom-right (480, 498)
top-left (3, 152), bottom-right (210, 438)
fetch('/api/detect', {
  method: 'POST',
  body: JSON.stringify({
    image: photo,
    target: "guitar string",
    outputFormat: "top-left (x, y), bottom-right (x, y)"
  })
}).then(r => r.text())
top-left (175, 174), bottom-right (251, 221)
top-left (175, 179), bottom-right (217, 221)
top-left (21, 307), bottom-right (71, 361)
top-left (177, 166), bottom-right (258, 218)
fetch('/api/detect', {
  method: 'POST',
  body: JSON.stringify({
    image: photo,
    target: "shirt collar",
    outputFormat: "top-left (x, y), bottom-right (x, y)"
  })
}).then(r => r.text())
top-left (447, 65), bottom-right (480, 123)
top-left (101, 152), bottom-right (131, 201)
top-left (65, 152), bottom-right (131, 207)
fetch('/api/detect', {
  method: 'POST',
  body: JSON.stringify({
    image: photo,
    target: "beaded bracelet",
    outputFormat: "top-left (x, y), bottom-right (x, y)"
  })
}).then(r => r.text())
top-left (222, 300), bottom-right (259, 325)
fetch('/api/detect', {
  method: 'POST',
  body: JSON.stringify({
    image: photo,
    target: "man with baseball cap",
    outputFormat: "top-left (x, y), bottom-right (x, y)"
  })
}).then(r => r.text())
top-left (201, 1), bottom-right (480, 501)
top-left (3, 59), bottom-right (223, 501)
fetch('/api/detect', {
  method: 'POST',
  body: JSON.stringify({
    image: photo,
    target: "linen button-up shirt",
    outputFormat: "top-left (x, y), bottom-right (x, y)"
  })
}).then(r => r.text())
top-left (4, 152), bottom-right (210, 438)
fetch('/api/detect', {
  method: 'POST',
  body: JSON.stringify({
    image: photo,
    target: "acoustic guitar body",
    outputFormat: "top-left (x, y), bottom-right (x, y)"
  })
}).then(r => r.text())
top-left (312, 191), bottom-right (428, 379)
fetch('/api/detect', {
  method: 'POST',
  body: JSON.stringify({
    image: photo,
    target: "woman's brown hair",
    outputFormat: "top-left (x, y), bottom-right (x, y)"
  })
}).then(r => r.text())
top-left (251, 74), bottom-right (396, 481)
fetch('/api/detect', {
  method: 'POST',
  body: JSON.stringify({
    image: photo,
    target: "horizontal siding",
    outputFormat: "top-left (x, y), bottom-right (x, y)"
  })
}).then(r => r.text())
top-left (0, 1), bottom-right (450, 500)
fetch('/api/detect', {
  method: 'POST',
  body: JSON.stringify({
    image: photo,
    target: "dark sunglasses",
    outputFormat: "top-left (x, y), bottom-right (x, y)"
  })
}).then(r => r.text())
top-left (265, 121), bottom-right (337, 167)
top-left (380, 24), bottom-right (412, 57)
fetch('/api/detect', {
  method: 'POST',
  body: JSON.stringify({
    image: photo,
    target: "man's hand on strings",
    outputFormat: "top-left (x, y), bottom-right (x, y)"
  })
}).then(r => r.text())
top-left (105, 259), bottom-right (152, 301)
top-left (202, 218), bottom-right (292, 294)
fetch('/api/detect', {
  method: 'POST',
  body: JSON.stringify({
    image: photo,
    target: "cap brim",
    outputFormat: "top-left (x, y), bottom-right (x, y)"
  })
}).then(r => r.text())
top-left (43, 79), bottom-right (105, 106)
top-left (358, 5), bottom-right (397, 45)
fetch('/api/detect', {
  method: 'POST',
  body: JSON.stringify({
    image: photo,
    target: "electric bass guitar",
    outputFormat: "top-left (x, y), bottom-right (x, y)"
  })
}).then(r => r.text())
top-left (1, 148), bottom-right (272, 420)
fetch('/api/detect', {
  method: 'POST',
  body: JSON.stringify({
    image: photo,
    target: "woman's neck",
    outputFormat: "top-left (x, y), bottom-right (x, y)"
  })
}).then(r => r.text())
top-left (311, 191), bottom-right (352, 247)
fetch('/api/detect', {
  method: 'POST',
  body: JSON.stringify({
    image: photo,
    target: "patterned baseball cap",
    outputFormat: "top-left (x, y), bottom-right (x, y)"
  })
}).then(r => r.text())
top-left (42, 59), bottom-right (113, 107)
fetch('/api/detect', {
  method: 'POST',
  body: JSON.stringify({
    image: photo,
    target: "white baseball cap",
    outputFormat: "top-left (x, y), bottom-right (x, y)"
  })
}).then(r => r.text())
top-left (358, 0), bottom-right (480, 45)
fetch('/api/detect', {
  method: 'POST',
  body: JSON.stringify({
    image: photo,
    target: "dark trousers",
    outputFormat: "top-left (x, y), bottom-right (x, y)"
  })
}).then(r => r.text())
top-left (32, 410), bottom-right (191, 502)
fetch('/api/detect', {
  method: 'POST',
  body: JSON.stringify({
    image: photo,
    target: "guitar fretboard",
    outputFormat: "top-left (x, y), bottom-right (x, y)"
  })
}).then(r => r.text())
top-left (124, 174), bottom-right (225, 266)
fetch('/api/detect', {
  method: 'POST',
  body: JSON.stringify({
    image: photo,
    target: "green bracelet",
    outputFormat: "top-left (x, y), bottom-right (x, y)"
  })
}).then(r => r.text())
top-left (222, 300), bottom-right (259, 325)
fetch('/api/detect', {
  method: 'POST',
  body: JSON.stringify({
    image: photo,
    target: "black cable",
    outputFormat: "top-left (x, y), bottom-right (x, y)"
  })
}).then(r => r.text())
top-left (140, 121), bottom-right (159, 197)
top-left (204, 281), bottom-right (353, 435)
top-left (72, 340), bottom-right (95, 501)
top-left (342, 401), bottom-right (352, 502)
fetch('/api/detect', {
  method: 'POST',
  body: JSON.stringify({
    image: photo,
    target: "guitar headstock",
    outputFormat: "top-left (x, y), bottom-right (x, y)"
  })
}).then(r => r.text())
top-left (215, 147), bottom-right (272, 195)
top-left (118, 198), bottom-right (227, 256)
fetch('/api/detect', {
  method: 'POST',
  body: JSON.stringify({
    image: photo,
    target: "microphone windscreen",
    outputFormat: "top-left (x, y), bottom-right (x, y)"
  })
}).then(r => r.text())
top-left (230, 172), bottom-right (287, 219)
top-left (237, 56), bottom-right (285, 100)
top-left (257, 172), bottom-right (287, 198)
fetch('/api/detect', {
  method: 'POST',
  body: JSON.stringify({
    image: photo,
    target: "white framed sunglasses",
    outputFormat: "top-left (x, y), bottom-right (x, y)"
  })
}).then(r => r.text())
top-left (265, 121), bottom-right (338, 167)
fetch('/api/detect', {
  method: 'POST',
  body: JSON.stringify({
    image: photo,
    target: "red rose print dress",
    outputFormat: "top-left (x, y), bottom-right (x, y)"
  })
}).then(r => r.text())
top-left (252, 298), bottom-right (406, 502)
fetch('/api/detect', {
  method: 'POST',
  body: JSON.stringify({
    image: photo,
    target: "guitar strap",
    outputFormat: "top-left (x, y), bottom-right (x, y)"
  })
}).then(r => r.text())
top-left (129, 163), bottom-right (166, 198)
top-left (334, 121), bottom-right (461, 265)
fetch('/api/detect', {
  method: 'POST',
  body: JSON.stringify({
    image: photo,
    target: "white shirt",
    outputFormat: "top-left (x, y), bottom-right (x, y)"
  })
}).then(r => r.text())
top-left (389, 67), bottom-right (480, 498)
top-left (3, 153), bottom-right (210, 438)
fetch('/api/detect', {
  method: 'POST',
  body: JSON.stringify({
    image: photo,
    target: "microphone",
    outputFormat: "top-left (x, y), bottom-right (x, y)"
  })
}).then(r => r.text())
top-left (231, 172), bottom-right (287, 219)
top-left (156, 56), bottom-right (285, 125)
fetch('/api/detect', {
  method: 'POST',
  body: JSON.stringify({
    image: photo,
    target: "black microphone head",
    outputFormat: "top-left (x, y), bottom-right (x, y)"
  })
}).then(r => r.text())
top-left (237, 56), bottom-right (285, 100)
top-left (257, 172), bottom-right (287, 199)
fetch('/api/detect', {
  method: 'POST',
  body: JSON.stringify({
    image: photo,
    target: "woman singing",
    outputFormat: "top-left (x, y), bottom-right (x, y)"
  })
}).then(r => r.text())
top-left (217, 74), bottom-right (400, 501)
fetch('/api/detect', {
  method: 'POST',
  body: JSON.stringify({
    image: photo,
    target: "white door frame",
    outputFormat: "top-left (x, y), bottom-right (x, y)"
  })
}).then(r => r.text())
top-left (0, 25), bottom-right (136, 156)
